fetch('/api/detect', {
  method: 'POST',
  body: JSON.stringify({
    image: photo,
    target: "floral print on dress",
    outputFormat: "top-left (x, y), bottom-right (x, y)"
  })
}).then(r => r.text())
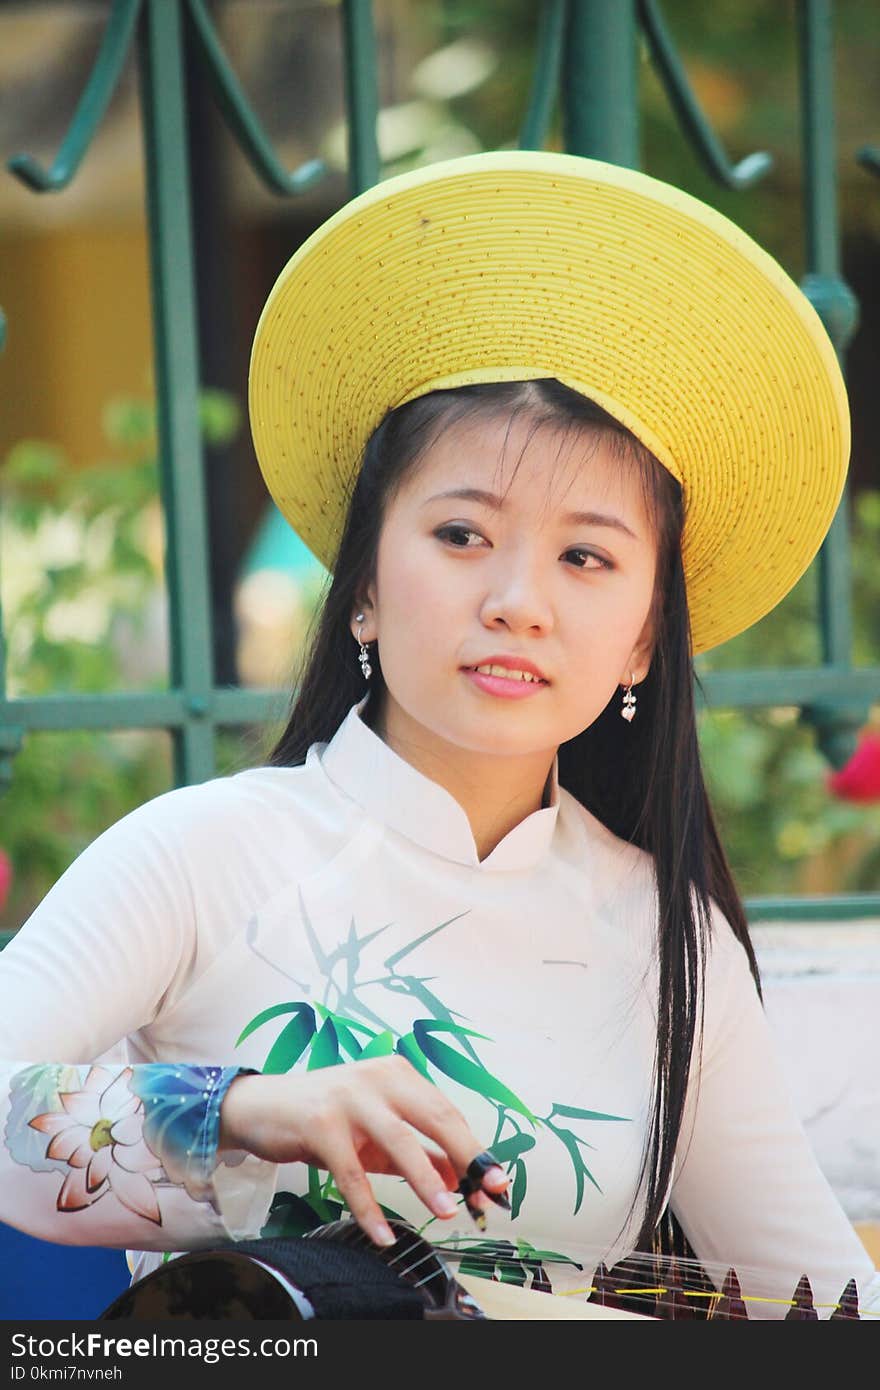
top-left (29, 1065), bottom-right (162, 1222)
top-left (6, 1062), bottom-right (250, 1226)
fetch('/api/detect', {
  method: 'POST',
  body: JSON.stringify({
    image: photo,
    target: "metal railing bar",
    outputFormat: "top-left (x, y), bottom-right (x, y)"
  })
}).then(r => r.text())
top-left (1, 694), bottom-right (185, 731)
top-left (1, 664), bottom-right (877, 735)
top-left (695, 669), bottom-right (880, 708)
top-left (139, 0), bottom-right (216, 785)
top-left (636, 0), bottom-right (773, 189)
top-left (0, 689), bottom-right (285, 731)
top-left (746, 895), bottom-right (880, 922)
top-left (561, 0), bottom-right (639, 168)
top-left (795, 0), bottom-right (866, 767)
top-left (185, 0), bottom-right (326, 196)
top-left (342, 0), bottom-right (380, 195)
top-left (213, 686), bottom-right (289, 725)
top-left (6, 0), bottom-right (142, 193)
top-left (0, 694), bottom-right (186, 731)
top-left (518, 0), bottom-right (566, 150)
top-left (798, 0), bottom-right (840, 278)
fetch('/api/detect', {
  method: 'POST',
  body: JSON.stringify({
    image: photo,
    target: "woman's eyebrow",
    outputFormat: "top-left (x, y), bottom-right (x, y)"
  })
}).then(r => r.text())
top-left (421, 487), bottom-right (639, 539)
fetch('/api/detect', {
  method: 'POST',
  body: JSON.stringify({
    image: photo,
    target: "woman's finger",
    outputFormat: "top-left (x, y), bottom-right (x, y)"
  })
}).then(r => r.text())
top-left (354, 1134), bottom-right (459, 1192)
top-left (377, 1056), bottom-right (511, 1195)
top-left (319, 1132), bottom-right (398, 1247)
top-left (351, 1111), bottom-right (461, 1221)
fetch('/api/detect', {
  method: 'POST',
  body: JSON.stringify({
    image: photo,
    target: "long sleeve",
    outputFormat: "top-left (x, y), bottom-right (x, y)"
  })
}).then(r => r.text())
top-left (670, 907), bottom-right (880, 1320)
top-left (0, 1061), bottom-right (273, 1249)
top-left (0, 792), bottom-right (278, 1252)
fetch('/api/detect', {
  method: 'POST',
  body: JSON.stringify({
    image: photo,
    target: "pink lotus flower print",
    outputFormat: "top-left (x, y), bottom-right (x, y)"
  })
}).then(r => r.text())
top-left (29, 1065), bottom-right (163, 1223)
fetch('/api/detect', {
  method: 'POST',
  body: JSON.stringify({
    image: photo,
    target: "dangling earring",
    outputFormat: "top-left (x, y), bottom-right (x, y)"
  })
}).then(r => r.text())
top-left (354, 612), bottom-right (372, 680)
top-left (621, 671), bottom-right (636, 722)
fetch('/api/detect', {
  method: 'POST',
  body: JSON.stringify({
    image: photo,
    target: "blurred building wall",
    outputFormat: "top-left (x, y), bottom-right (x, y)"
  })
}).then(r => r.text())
top-left (0, 224), bottom-right (152, 468)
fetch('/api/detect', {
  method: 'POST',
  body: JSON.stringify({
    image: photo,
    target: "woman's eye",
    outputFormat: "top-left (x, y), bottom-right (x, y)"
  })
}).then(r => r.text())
top-left (435, 524), bottom-right (483, 547)
top-left (435, 527), bottom-right (612, 570)
top-left (565, 548), bottom-right (612, 571)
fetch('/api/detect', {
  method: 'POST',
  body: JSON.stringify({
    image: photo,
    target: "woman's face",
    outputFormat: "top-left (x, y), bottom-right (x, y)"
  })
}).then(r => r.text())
top-left (357, 410), bottom-right (660, 762)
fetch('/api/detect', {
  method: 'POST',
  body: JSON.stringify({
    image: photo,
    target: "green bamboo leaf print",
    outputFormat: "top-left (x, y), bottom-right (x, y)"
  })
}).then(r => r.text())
top-left (458, 1253), bottom-right (493, 1281)
top-left (306, 1165), bottom-right (342, 1223)
top-left (235, 1001), bottom-right (314, 1048)
top-left (550, 1102), bottom-right (630, 1124)
top-left (321, 1180), bottom-right (407, 1226)
top-left (263, 1008), bottom-right (318, 1075)
top-left (343, 915), bottom-right (393, 992)
top-left (384, 976), bottom-right (477, 1059)
top-left (441, 1235), bottom-right (580, 1273)
top-left (383, 910), bottom-right (470, 969)
top-left (262, 1190), bottom-right (324, 1238)
top-left (326, 1019), bottom-right (363, 1060)
top-left (510, 1158), bottom-right (528, 1220)
top-left (307, 1017), bottom-right (341, 1070)
top-left (412, 1020), bottom-right (537, 1124)
top-left (552, 1125), bottom-right (603, 1213)
top-left (382, 913), bottom-right (483, 1067)
top-left (411, 1019), bottom-right (492, 1044)
top-left (395, 1033), bottom-right (432, 1080)
top-left (455, 1240), bottom-right (531, 1286)
top-left (314, 1005), bottom-right (377, 1059)
top-left (514, 1239), bottom-right (583, 1269)
top-left (358, 1030), bottom-right (395, 1060)
top-left (489, 1133), bottom-right (536, 1164)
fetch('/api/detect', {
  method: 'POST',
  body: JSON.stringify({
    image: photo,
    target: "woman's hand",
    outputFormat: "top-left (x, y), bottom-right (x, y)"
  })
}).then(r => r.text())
top-left (218, 1055), bottom-right (509, 1247)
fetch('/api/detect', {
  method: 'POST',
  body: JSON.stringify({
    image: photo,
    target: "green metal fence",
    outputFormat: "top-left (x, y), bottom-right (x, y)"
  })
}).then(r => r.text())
top-left (1, 0), bottom-right (878, 943)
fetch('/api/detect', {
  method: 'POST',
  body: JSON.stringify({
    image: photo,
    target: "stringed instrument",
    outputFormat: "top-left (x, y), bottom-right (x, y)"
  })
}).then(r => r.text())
top-left (98, 1217), bottom-right (871, 1322)
top-left (432, 1233), bottom-right (867, 1320)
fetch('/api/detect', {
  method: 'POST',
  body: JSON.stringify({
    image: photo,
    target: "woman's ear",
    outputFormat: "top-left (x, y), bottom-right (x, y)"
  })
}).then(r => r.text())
top-left (351, 592), bottom-right (377, 644)
top-left (624, 615), bottom-right (655, 686)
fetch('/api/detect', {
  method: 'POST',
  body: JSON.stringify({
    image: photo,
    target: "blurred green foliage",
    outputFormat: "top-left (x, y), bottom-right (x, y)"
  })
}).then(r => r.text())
top-left (693, 490), bottom-right (880, 897)
top-left (0, 392), bottom-right (241, 929)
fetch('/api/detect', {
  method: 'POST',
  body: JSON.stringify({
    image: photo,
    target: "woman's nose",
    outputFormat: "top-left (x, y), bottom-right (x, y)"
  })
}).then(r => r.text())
top-left (478, 549), bottom-right (554, 632)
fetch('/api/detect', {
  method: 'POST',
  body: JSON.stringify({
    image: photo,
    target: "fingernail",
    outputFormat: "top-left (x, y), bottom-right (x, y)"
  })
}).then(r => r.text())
top-left (433, 1191), bottom-right (458, 1216)
top-left (481, 1165), bottom-right (508, 1187)
top-left (478, 1165), bottom-right (510, 1209)
top-left (485, 1188), bottom-right (511, 1211)
top-left (370, 1221), bottom-right (397, 1247)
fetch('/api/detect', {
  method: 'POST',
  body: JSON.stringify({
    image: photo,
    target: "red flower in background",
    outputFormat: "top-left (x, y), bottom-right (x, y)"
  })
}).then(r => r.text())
top-left (827, 731), bottom-right (880, 803)
top-left (0, 849), bottom-right (11, 912)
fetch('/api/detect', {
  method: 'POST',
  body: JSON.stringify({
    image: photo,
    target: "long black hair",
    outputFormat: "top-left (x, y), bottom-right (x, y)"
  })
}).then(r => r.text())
top-left (265, 378), bottom-right (761, 1248)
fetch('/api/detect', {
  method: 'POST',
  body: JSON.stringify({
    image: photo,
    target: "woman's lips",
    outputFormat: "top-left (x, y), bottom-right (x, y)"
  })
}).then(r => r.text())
top-left (461, 667), bottom-right (550, 700)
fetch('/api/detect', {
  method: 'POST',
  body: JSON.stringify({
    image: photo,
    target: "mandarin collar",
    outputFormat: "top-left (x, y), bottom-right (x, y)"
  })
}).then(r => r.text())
top-left (318, 694), bottom-right (561, 873)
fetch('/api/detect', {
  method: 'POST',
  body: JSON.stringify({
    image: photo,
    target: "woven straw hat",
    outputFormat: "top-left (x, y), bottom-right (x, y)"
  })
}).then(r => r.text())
top-left (248, 150), bottom-right (849, 655)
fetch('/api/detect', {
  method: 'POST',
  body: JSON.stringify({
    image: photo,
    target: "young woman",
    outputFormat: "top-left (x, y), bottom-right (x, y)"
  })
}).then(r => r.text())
top-left (0, 151), bottom-right (876, 1319)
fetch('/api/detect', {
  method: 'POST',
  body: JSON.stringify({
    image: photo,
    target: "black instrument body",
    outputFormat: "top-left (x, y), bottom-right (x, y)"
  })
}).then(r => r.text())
top-left (100, 1218), bottom-right (487, 1321)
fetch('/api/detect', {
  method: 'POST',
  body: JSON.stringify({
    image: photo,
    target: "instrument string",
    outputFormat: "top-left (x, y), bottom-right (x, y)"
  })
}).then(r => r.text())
top-left (316, 1220), bottom-right (451, 1298)
top-left (428, 1236), bottom-right (875, 1317)
top-left (307, 1217), bottom-right (875, 1317)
